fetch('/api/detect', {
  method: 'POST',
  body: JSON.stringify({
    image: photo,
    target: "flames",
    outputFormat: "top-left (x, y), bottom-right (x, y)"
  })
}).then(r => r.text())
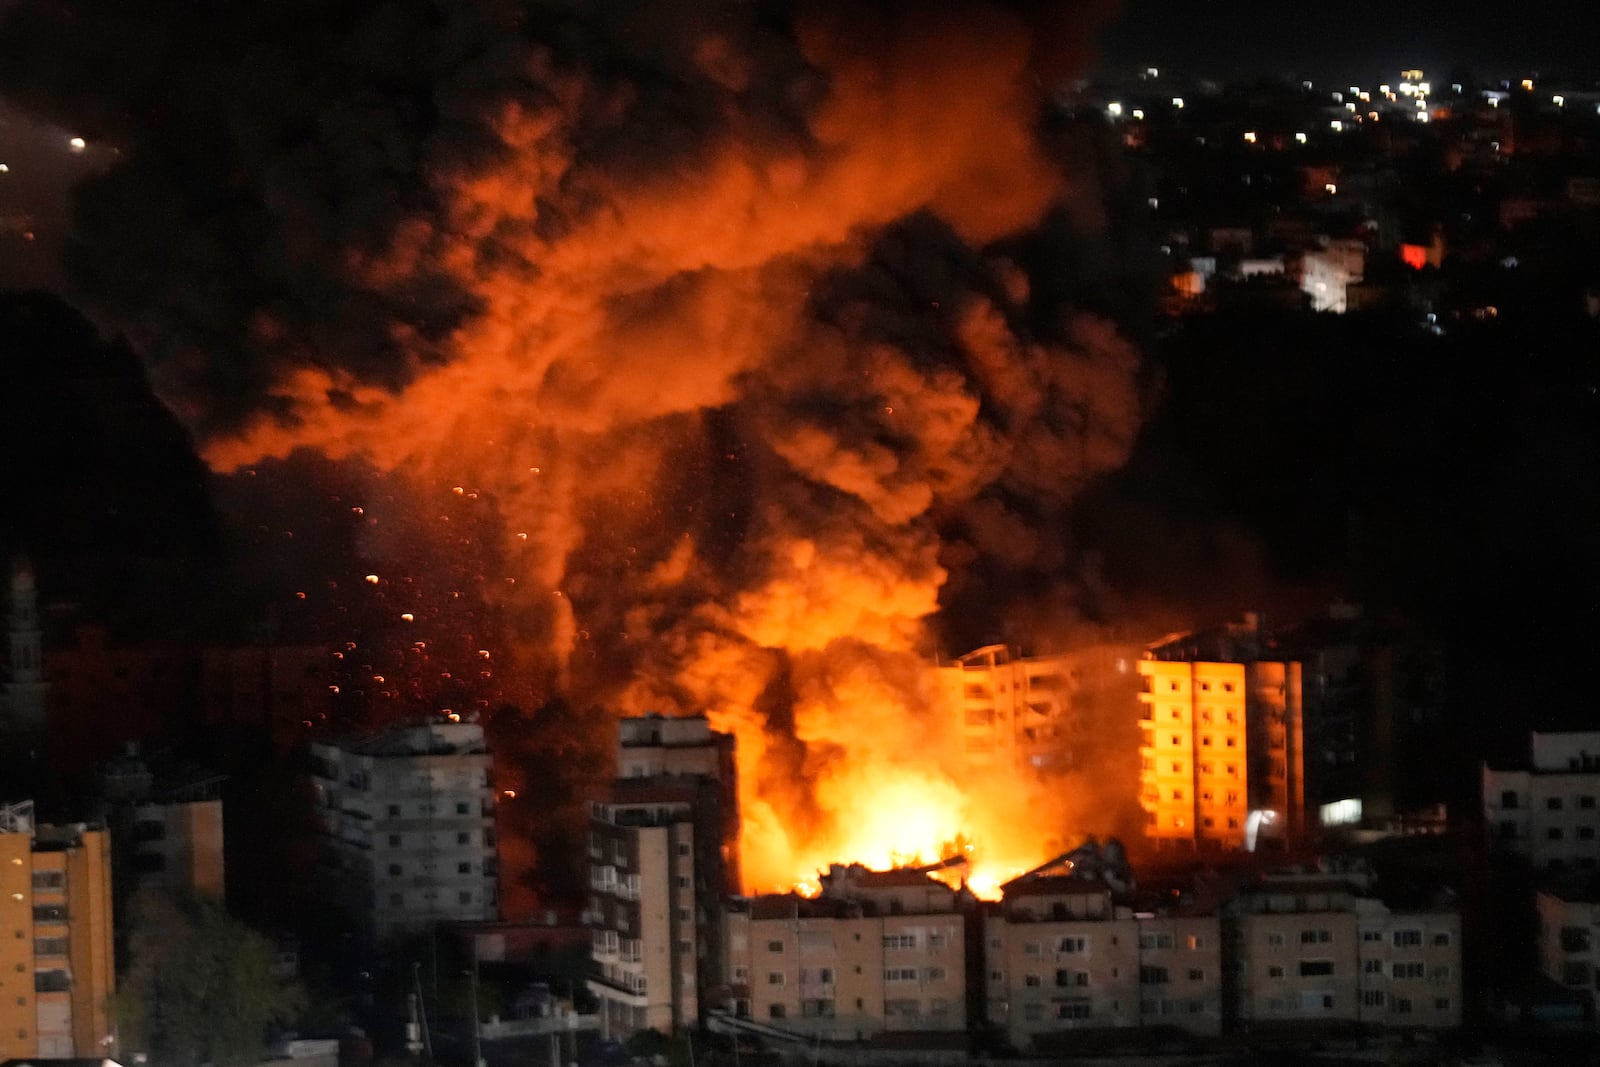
top-left (187, 4), bottom-right (1144, 902)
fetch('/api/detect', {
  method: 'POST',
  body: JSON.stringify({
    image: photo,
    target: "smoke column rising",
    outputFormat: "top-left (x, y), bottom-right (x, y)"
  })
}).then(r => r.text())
top-left (2, 0), bottom-right (1141, 892)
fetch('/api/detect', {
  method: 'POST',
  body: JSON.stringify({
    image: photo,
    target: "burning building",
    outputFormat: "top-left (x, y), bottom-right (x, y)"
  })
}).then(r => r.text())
top-left (1137, 618), bottom-right (1306, 851)
top-left (0, 2), bottom-right (1148, 906)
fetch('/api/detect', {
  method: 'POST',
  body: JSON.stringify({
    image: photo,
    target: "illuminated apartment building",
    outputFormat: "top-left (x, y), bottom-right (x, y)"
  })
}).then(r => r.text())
top-left (0, 802), bottom-right (116, 1060)
top-left (1483, 731), bottom-right (1600, 872)
top-left (1227, 870), bottom-right (1460, 1028)
top-left (1137, 621), bottom-right (1304, 850)
top-left (1536, 879), bottom-right (1600, 1015)
top-left (722, 865), bottom-right (967, 1042)
top-left (587, 715), bottom-right (738, 1038)
top-left (984, 845), bottom-right (1223, 1046)
top-left (941, 643), bottom-right (1140, 776)
top-left (309, 721), bottom-right (497, 942)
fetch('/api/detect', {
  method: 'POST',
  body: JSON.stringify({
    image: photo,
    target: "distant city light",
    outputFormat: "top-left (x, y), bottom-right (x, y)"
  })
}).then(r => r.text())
top-left (1419, 82), bottom-right (1431, 94)
top-left (1330, 120), bottom-right (1343, 131)
top-left (1332, 91), bottom-right (1343, 103)
top-left (1243, 131), bottom-right (1257, 144)
top-left (1302, 80), bottom-right (1313, 90)
top-left (1379, 84), bottom-right (1390, 95)
top-left (1554, 95), bottom-right (1565, 107)
top-left (1415, 99), bottom-right (1426, 110)
top-left (1359, 91), bottom-right (1371, 102)
top-left (1451, 83), bottom-right (1463, 93)
top-left (1132, 108), bottom-right (1145, 120)
top-left (1107, 101), bottom-right (1123, 117)
top-left (0, 164), bottom-right (8, 173)
top-left (1417, 112), bottom-right (1431, 124)
top-left (68, 136), bottom-right (86, 152)
top-left (1171, 97), bottom-right (1184, 109)
top-left (1295, 132), bottom-right (1307, 144)
top-left (1349, 86), bottom-right (1360, 96)
top-left (1324, 183), bottom-right (1338, 195)
top-left (1146, 66), bottom-right (1159, 78)
top-left (1346, 102), bottom-right (1357, 112)
top-left (1521, 79), bottom-right (1534, 91)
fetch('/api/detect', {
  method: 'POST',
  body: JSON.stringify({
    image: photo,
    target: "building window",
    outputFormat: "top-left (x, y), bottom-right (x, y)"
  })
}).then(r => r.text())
top-left (1024, 974), bottom-right (1041, 987)
top-left (1548, 827), bottom-right (1564, 840)
top-left (388, 804), bottom-right (401, 816)
top-left (459, 891), bottom-right (473, 905)
top-left (457, 832), bottom-right (471, 845)
top-left (1057, 998), bottom-right (1092, 1020)
top-left (1362, 990), bottom-right (1386, 1008)
top-left (1432, 931), bottom-right (1451, 947)
top-left (1391, 962), bottom-right (1425, 980)
top-left (1582, 796), bottom-right (1596, 810)
top-left (768, 1004), bottom-right (785, 1020)
top-left (1139, 966), bottom-right (1170, 985)
top-left (1268, 966), bottom-right (1284, 979)
top-left (884, 968), bottom-right (918, 983)
top-left (1300, 929), bottom-right (1332, 945)
top-left (1186, 935), bottom-right (1204, 950)
top-left (1139, 932), bottom-right (1174, 950)
top-left (1299, 960), bottom-right (1334, 977)
top-left (458, 862), bottom-right (472, 874)
top-left (1392, 929), bottom-right (1422, 948)
top-left (1364, 958), bottom-right (1383, 974)
top-left (1267, 933), bottom-right (1285, 947)
top-left (1058, 936), bottom-right (1088, 953)
top-left (1548, 797), bottom-right (1564, 811)
top-left (883, 934), bottom-right (916, 950)
top-left (1501, 790), bottom-right (1519, 809)
top-left (1434, 997), bottom-right (1451, 1012)
top-left (1187, 968), bottom-right (1204, 981)
top-left (388, 864), bottom-right (402, 876)
top-left (767, 940), bottom-right (785, 952)
top-left (925, 966), bottom-right (946, 981)
top-left (767, 973), bottom-right (784, 986)
top-left (388, 834), bottom-right (402, 847)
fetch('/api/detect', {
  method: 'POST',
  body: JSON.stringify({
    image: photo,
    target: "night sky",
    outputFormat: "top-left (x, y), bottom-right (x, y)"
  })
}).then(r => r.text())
top-left (1100, 0), bottom-right (1600, 83)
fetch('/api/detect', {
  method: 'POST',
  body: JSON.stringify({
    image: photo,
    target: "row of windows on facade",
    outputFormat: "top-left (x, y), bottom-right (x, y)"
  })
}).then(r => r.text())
top-left (1258, 991), bottom-right (1450, 1013)
top-left (384, 831), bottom-right (481, 849)
top-left (385, 861), bottom-right (481, 876)
top-left (1143, 757), bottom-right (1243, 778)
top-left (1263, 929), bottom-right (1450, 947)
top-left (380, 889), bottom-right (480, 908)
top-left (757, 932), bottom-right (952, 953)
top-left (762, 997), bottom-right (956, 1020)
top-left (998, 966), bottom-right (1209, 987)
top-left (1008, 934), bottom-right (1202, 955)
top-left (1501, 823), bottom-right (1599, 844)
top-left (1499, 791), bottom-right (1600, 811)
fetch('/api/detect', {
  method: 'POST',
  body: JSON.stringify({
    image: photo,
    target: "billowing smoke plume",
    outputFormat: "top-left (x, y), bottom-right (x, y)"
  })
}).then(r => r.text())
top-left (3, 0), bottom-right (1142, 894)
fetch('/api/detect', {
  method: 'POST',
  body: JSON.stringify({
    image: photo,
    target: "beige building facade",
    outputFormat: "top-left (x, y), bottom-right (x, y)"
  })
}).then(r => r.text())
top-left (985, 872), bottom-right (1223, 1047)
top-left (724, 867), bottom-right (966, 1041)
top-left (0, 801), bottom-right (116, 1060)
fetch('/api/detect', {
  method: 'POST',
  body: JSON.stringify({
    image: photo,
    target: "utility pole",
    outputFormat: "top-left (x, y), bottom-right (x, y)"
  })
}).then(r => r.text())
top-left (470, 936), bottom-right (485, 1067)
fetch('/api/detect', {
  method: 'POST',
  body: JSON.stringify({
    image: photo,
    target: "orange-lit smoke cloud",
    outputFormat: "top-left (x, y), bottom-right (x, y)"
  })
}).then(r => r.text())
top-left (205, 3), bottom-right (1143, 892)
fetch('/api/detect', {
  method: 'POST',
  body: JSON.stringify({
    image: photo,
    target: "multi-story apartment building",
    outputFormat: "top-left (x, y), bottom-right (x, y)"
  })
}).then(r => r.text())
top-left (1536, 878), bottom-right (1600, 1015)
top-left (0, 801), bottom-right (115, 1059)
top-left (1483, 731), bottom-right (1600, 872)
top-left (1137, 620), bottom-right (1305, 850)
top-left (1227, 871), bottom-right (1460, 1029)
top-left (723, 866), bottom-right (967, 1042)
top-left (309, 720), bottom-right (497, 942)
top-left (984, 852), bottom-right (1222, 1047)
top-left (939, 643), bottom-right (1140, 777)
top-left (100, 749), bottom-right (226, 900)
top-left (588, 715), bottom-right (737, 1039)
